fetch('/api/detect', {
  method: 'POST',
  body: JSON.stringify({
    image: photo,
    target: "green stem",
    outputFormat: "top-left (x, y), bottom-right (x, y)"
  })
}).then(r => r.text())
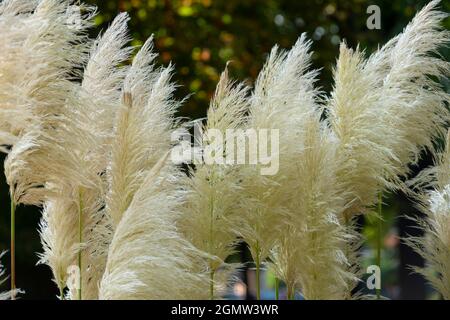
top-left (376, 192), bottom-right (382, 299)
top-left (78, 188), bottom-right (83, 300)
top-left (254, 242), bottom-right (261, 300)
top-left (10, 197), bottom-right (15, 300)
top-left (275, 278), bottom-right (279, 300)
top-left (209, 269), bottom-right (215, 300)
top-left (59, 286), bottom-right (65, 300)
top-left (208, 170), bottom-right (216, 300)
top-left (255, 261), bottom-right (261, 300)
top-left (287, 284), bottom-right (295, 300)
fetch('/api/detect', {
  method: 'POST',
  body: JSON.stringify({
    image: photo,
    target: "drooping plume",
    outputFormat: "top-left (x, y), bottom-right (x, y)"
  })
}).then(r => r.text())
top-left (99, 156), bottom-right (210, 300)
top-left (328, 0), bottom-right (450, 218)
top-left (106, 37), bottom-right (177, 228)
top-left (37, 12), bottom-right (131, 299)
top-left (3, 0), bottom-right (94, 206)
top-left (326, 0), bottom-right (450, 297)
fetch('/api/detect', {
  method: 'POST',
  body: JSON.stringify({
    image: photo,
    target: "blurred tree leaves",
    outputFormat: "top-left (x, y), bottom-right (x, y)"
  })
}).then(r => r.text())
top-left (86, 0), bottom-right (447, 120)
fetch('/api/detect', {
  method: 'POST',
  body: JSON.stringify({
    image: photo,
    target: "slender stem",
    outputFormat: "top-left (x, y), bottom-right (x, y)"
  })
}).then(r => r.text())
top-left (255, 264), bottom-right (261, 300)
top-left (255, 251), bottom-right (261, 300)
top-left (376, 192), bottom-right (382, 299)
top-left (208, 170), bottom-right (216, 300)
top-left (59, 286), bottom-right (65, 300)
top-left (209, 269), bottom-right (215, 300)
top-left (10, 197), bottom-right (15, 300)
top-left (78, 188), bottom-right (83, 300)
top-left (287, 284), bottom-right (295, 300)
top-left (275, 278), bottom-right (279, 300)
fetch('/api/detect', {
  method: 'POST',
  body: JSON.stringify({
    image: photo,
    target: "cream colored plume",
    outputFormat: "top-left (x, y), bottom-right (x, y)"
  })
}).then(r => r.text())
top-left (0, 0), bottom-right (93, 149)
top-left (327, 43), bottom-right (400, 218)
top-left (36, 13), bottom-right (131, 299)
top-left (99, 33), bottom-right (210, 299)
top-left (0, 0), bottom-right (41, 151)
top-left (106, 36), bottom-right (177, 228)
top-left (407, 132), bottom-right (450, 299)
top-left (178, 67), bottom-right (249, 297)
top-left (328, 0), bottom-right (450, 218)
top-left (326, 0), bottom-right (450, 298)
top-left (366, 0), bottom-right (450, 180)
top-left (270, 116), bottom-right (352, 299)
top-left (241, 35), bottom-right (351, 299)
top-left (99, 156), bottom-right (210, 300)
top-left (239, 35), bottom-right (321, 269)
top-left (97, 38), bottom-right (184, 299)
top-left (2, 0), bottom-right (95, 205)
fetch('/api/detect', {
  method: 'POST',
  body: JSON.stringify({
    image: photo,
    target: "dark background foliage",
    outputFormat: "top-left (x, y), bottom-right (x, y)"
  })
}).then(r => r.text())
top-left (1, 0), bottom-right (449, 299)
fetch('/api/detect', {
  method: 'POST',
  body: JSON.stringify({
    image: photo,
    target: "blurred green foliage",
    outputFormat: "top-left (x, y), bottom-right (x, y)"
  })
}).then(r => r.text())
top-left (86, 0), bottom-right (449, 119)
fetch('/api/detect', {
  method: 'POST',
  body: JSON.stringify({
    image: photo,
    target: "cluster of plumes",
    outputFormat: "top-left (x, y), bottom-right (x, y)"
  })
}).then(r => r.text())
top-left (0, 0), bottom-right (211, 300)
top-left (233, 0), bottom-right (449, 300)
top-left (406, 132), bottom-right (450, 300)
top-left (325, 0), bottom-right (450, 296)
top-left (0, 0), bottom-right (449, 300)
top-left (233, 36), bottom-right (352, 299)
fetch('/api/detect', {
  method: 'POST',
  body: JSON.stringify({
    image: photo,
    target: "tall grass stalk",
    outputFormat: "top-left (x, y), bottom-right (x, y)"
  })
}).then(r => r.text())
top-left (275, 278), bottom-right (279, 300)
top-left (255, 246), bottom-right (261, 300)
top-left (209, 270), bottom-right (214, 300)
top-left (10, 197), bottom-right (15, 300)
top-left (376, 192), bottom-right (382, 299)
top-left (78, 188), bottom-right (83, 300)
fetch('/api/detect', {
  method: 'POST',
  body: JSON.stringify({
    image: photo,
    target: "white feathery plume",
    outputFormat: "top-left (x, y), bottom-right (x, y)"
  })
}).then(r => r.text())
top-left (97, 37), bottom-right (182, 298)
top-left (0, 0), bottom-right (94, 300)
top-left (0, 0), bottom-right (39, 152)
top-left (327, 43), bottom-right (401, 218)
top-left (240, 35), bottom-right (351, 299)
top-left (365, 0), bottom-right (450, 181)
top-left (326, 0), bottom-right (450, 297)
top-left (2, 0), bottom-right (95, 205)
top-left (327, 45), bottom-right (400, 298)
top-left (36, 13), bottom-right (131, 299)
top-left (269, 117), bottom-right (352, 299)
top-left (0, 0), bottom-right (93, 146)
top-left (407, 132), bottom-right (450, 299)
top-left (328, 0), bottom-right (450, 218)
top-left (99, 155), bottom-right (210, 300)
top-left (178, 67), bottom-right (249, 298)
top-left (238, 35), bottom-right (320, 275)
top-left (99, 34), bottom-right (210, 299)
top-left (106, 37), bottom-right (177, 228)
